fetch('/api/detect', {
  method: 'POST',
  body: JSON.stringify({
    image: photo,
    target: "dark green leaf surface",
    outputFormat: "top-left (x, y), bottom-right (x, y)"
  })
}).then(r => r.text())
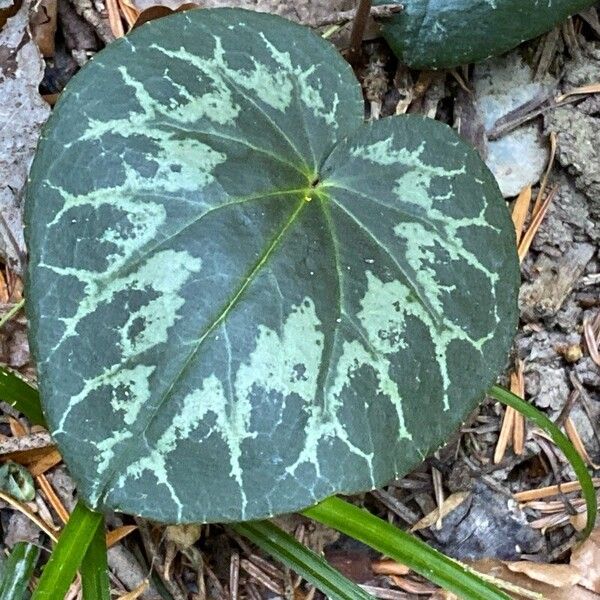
top-left (376, 0), bottom-right (597, 69)
top-left (26, 8), bottom-right (519, 523)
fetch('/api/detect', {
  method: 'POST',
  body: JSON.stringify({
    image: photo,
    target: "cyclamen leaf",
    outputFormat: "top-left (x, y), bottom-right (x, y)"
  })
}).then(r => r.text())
top-left (26, 8), bottom-right (519, 523)
top-left (0, 542), bottom-right (40, 600)
top-left (375, 0), bottom-right (597, 69)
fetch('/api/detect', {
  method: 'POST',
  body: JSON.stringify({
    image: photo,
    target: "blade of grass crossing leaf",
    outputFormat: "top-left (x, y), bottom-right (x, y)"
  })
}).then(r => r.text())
top-left (489, 384), bottom-right (597, 537)
top-left (304, 497), bottom-right (511, 600)
top-left (32, 502), bottom-right (104, 600)
top-left (0, 542), bottom-right (40, 600)
top-left (232, 521), bottom-right (375, 600)
top-left (81, 512), bottom-right (110, 600)
top-left (0, 366), bottom-right (46, 427)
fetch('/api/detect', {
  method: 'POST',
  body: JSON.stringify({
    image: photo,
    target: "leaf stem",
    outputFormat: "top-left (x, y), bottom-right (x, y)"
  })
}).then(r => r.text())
top-left (347, 0), bottom-right (372, 64)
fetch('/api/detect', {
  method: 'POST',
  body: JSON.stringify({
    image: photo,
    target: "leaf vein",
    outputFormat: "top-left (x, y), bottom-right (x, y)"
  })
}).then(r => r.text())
top-left (93, 198), bottom-right (307, 505)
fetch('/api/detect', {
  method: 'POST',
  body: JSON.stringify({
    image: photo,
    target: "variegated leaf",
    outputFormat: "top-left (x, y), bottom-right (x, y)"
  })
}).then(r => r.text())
top-left (26, 8), bottom-right (519, 523)
top-left (375, 0), bottom-right (597, 69)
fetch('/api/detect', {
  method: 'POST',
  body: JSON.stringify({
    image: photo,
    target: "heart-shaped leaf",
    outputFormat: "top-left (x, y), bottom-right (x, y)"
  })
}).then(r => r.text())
top-left (376, 0), bottom-right (597, 69)
top-left (26, 8), bottom-right (518, 523)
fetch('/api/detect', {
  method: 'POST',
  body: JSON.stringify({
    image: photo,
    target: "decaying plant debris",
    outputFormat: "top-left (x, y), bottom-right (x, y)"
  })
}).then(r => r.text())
top-left (1, 1), bottom-right (599, 598)
top-left (0, 0), bottom-right (49, 275)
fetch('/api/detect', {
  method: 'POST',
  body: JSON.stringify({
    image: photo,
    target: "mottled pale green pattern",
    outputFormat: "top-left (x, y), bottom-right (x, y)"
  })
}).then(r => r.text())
top-left (26, 8), bottom-right (518, 523)
top-left (0, 542), bottom-right (40, 599)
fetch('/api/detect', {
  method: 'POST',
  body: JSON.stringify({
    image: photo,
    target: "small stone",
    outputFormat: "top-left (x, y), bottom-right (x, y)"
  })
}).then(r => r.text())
top-left (472, 52), bottom-right (556, 197)
top-left (3, 510), bottom-right (40, 547)
top-left (428, 480), bottom-right (544, 560)
top-left (563, 344), bottom-right (583, 363)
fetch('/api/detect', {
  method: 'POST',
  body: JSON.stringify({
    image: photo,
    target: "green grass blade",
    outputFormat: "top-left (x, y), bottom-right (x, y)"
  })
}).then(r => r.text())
top-left (0, 366), bottom-right (46, 427)
top-left (0, 542), bottom-right (40, 600)
top-left (0, 299), bottom-right (25, 331)
top-left (489, 384), bottom-right (597, 537)
top-left (32, 502), bottom-right (104, 600)
top-left (304, 496), bottom-right (511, 600)
top-left (232, 521), bottom-right (375, 600)
top-left (80, 514), bottom-right (110, 600)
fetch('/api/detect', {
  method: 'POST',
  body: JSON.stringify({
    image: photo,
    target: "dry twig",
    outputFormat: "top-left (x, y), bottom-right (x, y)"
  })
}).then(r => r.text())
top-left (518, 185), bottom-right (558, 262)
top-left (514, 478), bottom-right (600, 502)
